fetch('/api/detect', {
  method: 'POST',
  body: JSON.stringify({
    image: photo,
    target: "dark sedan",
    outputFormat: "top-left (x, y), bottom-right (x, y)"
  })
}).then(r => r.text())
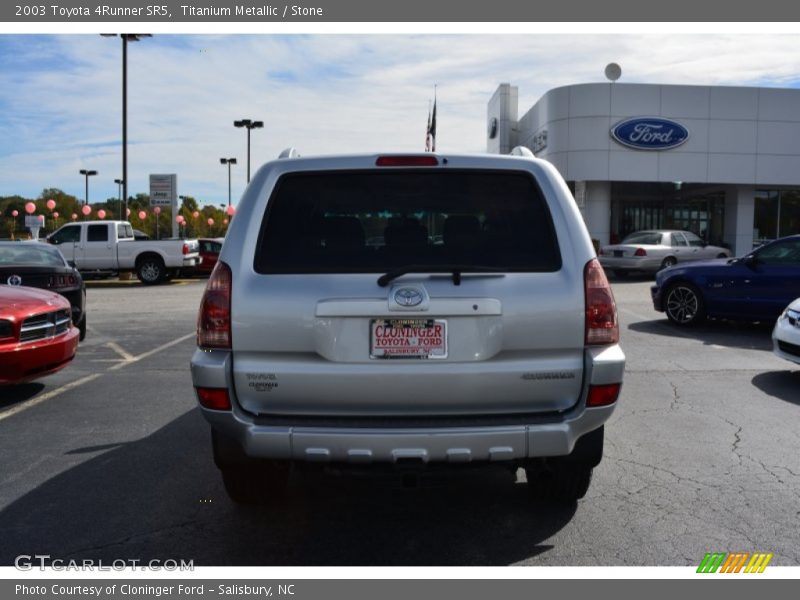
top-left (652, 235), bottom-right (800, 326)
top-left (0, 242), bottom-right (87, 340)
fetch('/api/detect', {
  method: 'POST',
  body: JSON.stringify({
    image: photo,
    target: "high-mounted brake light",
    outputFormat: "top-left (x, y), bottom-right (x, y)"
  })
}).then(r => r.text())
top-left (197, 261), bottom-right (232, 349)
top-left (375, 155), bottom-right (439, 167)
top-left (584, 258), bottom-right (619, 345)
top-left (634, 247), bottom-right (647, 257)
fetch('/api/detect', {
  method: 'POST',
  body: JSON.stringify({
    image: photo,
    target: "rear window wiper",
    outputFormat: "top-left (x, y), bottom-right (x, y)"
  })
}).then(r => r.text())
top-left (377, 265), bottom-right (507, 287)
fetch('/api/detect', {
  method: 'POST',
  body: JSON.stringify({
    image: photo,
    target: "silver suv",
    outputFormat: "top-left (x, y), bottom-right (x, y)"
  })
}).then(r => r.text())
top-left (191, 151), bottom-right (625, 504)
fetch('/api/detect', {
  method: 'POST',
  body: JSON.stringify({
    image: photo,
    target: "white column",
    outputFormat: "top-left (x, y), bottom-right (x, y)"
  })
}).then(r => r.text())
top-left (585, 181), bottom-right (611, 245)
top-left (724, 186), bottom-right (754, 257)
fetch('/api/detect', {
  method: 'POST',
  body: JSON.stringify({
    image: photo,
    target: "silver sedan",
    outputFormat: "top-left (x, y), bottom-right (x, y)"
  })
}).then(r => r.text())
top-left (599, 230), bottom-right (731, 276)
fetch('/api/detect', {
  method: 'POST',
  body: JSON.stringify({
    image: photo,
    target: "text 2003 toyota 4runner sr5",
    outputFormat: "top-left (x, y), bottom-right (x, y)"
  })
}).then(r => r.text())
top-left (191, 150), bottom-right (625, 505)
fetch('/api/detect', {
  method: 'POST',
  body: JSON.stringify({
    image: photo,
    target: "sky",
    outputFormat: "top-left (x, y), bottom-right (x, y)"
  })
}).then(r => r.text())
top-left (1, 33), bottom-right (800, 208)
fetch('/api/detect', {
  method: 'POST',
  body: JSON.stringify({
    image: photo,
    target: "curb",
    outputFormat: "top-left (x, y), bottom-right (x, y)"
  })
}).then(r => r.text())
top-left (84, 278), bottom-right (198, 288)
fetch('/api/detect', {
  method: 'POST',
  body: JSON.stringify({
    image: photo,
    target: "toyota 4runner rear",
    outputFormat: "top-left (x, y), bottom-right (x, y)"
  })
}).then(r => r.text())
top-left (190, 150), bottom-right (625, 505)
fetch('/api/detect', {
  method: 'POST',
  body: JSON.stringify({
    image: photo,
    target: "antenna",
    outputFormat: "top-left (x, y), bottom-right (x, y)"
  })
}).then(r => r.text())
top-left (605, 63), bottom-right (622, 83)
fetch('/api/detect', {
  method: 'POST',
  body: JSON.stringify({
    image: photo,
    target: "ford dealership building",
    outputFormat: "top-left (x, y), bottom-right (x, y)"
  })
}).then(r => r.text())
top-left (487, 82), bottom-right (800, 256)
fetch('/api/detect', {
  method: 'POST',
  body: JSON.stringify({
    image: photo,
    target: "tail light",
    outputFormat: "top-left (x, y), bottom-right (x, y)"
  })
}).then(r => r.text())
top-left (598, 247), bottom-right (605, 256)
top-left (634, 248), bottom-right (647, 257)
top-left (195, 387), bottom-right (231, 411)
top-left (376, 155), bottom-right (439, 167)
top-left (587, 383), bottom-right (621, 407)
top-left (49, 274), bottom-right (77, 288)
top-left (584, 258), bottom-right (619, 345)
top-left (198, 261), bottom-right (232, 349)
top-left (182, 243), bottom-right (190, 255)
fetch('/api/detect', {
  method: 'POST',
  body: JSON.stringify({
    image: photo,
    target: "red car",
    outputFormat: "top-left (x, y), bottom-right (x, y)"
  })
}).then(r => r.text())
top-left (196, 238), bottom-right (224, 275)
top-left (0, 285), bottom-right (79, 385)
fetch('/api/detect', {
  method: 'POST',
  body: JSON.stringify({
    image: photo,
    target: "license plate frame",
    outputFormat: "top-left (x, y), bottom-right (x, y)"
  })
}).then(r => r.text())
top-left (370, 318), bottom-right (448, 360)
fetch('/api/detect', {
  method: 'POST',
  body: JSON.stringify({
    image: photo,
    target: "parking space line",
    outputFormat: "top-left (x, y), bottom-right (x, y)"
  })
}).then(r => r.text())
top-left (0, 374), bottom-right (103, 422)
top-left (0, 332), bottom-right (196, 422)
top-left (106, 341), bottom-right (136, 362)
top-left (108, 332), bottom-right (195, 371)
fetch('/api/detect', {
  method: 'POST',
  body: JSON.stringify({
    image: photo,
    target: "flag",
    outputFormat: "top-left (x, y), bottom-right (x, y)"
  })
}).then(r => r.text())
top-left (425, 102), bottom-right (432, 152)
top-left (429, 96), bottom-right (437, 152)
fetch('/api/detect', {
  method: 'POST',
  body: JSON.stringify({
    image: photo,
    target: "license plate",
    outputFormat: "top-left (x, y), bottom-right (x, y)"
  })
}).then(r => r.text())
top-left (370, 318), bottom-right (447, 359)
top-left (613, 250), bottom-right (624, 257)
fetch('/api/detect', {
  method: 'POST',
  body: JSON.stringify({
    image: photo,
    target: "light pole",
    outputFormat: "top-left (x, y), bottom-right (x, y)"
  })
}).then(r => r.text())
top-left (114, 178), bottom-right (124, 219)
top-left (220, 158), bottom-right (237, 206)
top-left (101, 33), bottom-right (151, 215)
top-left (233, 119), bottom-right (263, 183)
top-left (79, 169), bottom-right (98, 205)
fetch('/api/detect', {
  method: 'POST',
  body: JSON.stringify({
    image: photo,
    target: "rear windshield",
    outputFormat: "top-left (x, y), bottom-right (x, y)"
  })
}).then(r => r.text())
top-left (622, 231), bottom-right (662, 245)
top-left (0, 244), bottom-right (66, 267)
top-left (254, 170), bottom-right (561, 274)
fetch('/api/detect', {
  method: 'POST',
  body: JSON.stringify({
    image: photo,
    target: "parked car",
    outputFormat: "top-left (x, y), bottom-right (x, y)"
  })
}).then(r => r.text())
top-left (194, 238), bottom-right (224, 276)
top-left (46, 221), bottom-right (200, 284)
top-left (191, 150), bottom-right (625, 505)
top-left (132, 229), bottom-right (150, 241)
top-left (0, 285), bottom-right (79, 385)
top-left (652, 235), bottom-right (800, 326)
top-left (0, 241), bottom-right (87, 341)
top-left (600, 230), bottom-right (730, 276)
top-left (772, 298), bottom-right (800, 365)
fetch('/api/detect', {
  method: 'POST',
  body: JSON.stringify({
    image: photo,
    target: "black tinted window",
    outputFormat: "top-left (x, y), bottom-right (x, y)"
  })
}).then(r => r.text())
top-left (50, 225), bottom-right (81, 244)
top-left (87, 224), bottom-right (108, 242)
top-left (254, 171), bottom-right (561, 274)
top-left (755, 239), bottom-right (800, 265)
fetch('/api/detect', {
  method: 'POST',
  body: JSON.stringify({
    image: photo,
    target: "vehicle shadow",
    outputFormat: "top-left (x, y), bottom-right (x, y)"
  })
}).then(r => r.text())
top-left (0, 383), bottom-right (45, 411)
top-left (627, 319), bottom-right (774, 352)
top-left (751, 370), bottom-right (800, 406)
top-left (0, 409), bottom-right (576, 566)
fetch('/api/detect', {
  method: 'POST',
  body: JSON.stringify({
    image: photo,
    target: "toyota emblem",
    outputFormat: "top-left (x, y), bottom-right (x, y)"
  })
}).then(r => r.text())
top-left (394, 288), bottom-right (423, 307)
top-left (7, 275), bottom-right (22, 286)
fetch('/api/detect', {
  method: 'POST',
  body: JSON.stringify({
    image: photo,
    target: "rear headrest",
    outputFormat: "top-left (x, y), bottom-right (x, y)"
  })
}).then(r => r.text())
top-left (443, 215), bottom-right (481, 248)
top-left (322, 217), bottom-right (365, 250)
top-left (384, 217), bottom-right (428, 247)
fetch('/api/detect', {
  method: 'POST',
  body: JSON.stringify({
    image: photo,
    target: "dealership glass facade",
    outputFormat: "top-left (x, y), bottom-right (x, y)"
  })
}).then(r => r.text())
top-left (754, 190), bottom-right (800, 246)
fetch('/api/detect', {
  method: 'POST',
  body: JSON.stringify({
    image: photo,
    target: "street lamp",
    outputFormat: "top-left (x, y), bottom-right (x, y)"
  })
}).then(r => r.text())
top-left (114, 178), bottom-right (124, 219)
top-left (79, 169), bottom-right (98, 205)
top-left (233, 119), bottom-right (263, 183)
top-left (101, 33), bottom-right (151, 215)
top-left (220, 158), bottom-right (237, 206)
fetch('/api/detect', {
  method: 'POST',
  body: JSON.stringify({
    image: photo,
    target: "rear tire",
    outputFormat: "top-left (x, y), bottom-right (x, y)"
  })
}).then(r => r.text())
top-left (525, 463), bottom-right (593, 503)
top-left (136, 256), bottom-right (165, 285)
top-left (212, 430), bottom-right (289, 505)
top-left (78, 315), bottom-right (86, 342)
top-left (664, 282), bottom-right (706, 326)
top-left (660, 256), bottom-right (677, 270)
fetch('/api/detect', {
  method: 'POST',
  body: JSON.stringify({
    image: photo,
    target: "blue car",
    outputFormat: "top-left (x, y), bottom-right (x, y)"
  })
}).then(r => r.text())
top-left (651, 235), bottom-right (800, 326)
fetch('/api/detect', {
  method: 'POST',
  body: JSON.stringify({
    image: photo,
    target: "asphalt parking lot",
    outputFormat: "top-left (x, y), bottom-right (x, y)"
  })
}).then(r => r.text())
top-left (0, 275), bottom-right (798, 566)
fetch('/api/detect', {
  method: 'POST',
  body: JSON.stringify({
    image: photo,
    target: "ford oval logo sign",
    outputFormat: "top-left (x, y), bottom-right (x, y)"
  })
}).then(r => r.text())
top-left (611, 117), bottom-right (689, 150)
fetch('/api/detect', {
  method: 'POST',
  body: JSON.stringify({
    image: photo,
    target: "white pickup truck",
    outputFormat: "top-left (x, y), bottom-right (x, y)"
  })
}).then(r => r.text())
top-left (46, 220), bottom-right (200, 284)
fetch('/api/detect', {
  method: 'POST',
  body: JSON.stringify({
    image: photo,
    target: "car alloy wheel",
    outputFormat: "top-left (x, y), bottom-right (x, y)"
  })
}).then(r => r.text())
top-left (138, 260), bottom-right (163, 284)
top-left (665, 284), bottom-right (702, 325)
top-left (660, 256), bottom-right (677, 270)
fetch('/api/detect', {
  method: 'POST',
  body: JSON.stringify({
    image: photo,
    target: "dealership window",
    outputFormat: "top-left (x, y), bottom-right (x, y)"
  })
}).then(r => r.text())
top-left (754, 189), bottom-right (800, 245)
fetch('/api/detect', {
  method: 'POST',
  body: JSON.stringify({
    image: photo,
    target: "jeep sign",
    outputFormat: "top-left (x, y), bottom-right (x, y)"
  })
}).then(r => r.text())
top-left (610, 117), bottom-right (689, 150)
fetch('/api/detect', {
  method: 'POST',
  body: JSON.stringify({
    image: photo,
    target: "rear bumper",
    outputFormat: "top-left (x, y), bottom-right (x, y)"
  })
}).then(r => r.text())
top-left (599, 256), bottom-right (661, 273)
top-left (0, 328), bottom-right (79, 385)
top-left (190, 344), bottom-right (624, 463)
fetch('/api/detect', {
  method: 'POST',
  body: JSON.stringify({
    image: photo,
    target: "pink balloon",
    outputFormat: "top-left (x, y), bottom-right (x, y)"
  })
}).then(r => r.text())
top-left (138, 211), bottom-right (146, 220)
top-left (176, 215), bottom-right (184, 224)
top-left (81, 205), bottom-right (91, 216)
top-left (71, 213), bottom-right (78, 220)
top-left (97, 209), bottom-right (106, 219)
top-left (53, 211), bottom-right (59, 219)
top-left (154, 206), bottom-right (161, 215)
top-left (225, 205), bottom-right (235, 216)
top-left (46, 199), bottom-right (56, 210)
top-left (25, 202), bottom-right (36, 214)
top-left (192, 211), bottom-right (199, 219)
top-left (207, 218), bottom-right (214, 226)
top-left (11, 210), bottom-right (18, 217)
top-left (38, 214), bottom-right (45, 222)
top-left (126, 208), bottom-right (131, 217)
top-left (223, 219), bottom-right (229, 225)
